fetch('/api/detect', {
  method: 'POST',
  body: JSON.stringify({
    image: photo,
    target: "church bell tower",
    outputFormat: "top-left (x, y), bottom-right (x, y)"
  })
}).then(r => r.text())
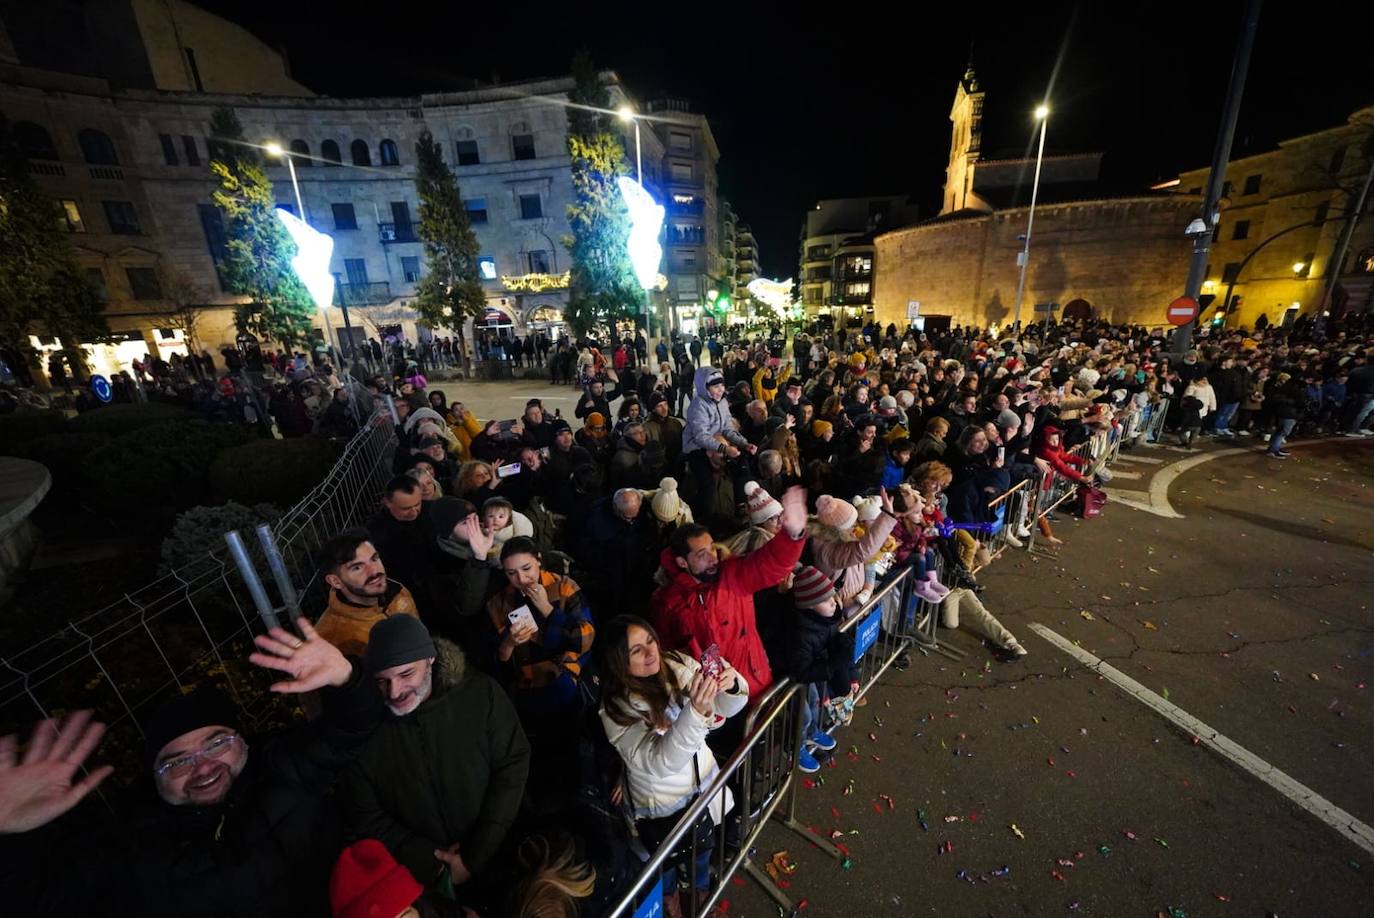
top-left (941, 62), bottom-right (985, 215)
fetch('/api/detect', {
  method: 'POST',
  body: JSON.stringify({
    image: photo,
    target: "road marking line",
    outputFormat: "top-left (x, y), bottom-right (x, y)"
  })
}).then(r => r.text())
top-left (1115, 454), bottom-right (1167, 465)
top-left (1027, 622), bottom-right (1374, 857)
top-left (1103, 469), bottom-right (1142, 480)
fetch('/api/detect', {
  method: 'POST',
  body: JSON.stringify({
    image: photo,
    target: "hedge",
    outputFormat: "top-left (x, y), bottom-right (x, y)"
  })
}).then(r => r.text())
top-left (158, 501), bottom-right (281, 575)
top-left (81, 420), bottom-right (259, 514)
top-left (65, 402), bottom-right (195, 435)
top-left (209, 438), bottom-right (343, 508)
top-left (0, 410), bottom-right (68, 444)
top-left (6, 432), bottom-right (113, 498)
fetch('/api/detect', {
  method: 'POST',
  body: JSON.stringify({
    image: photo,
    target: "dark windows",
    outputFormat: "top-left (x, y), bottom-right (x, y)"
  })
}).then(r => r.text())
top-left (379, 139), bottom-right (400, 166)
top-left (1330, 146), bottom-right (1346, 174)
top-left (465, 198), bottom-right (488, 223)
top-left (1232, 220), bottom-right (1250, 240)
top-left (126, 267), bottom-right (163, 299)
top-left (456, 140), bottom-right (480, 165)
top-left (159, 133), bottom-right (178, 165)
top-left (518, 193), bottom-right (542, 219)
top-left (184, 47), bottom-right (204, 91)
top-left (528, 250), bottom-right (551, 273)
top-left (401, 255), bottom-right (421, 283)
top-left (197, 204), bottom-right (229, 289)
top-left (14, 122), bottom-right (58, 160)
top-left (332, 203), bottom-right (358, 230)
top-left (1314, 201), bottom-right (1330, 225)
top-left (391, 201), bottom-right (415, 241)
top-left (321, 140), bottom-right (342, 165)
top-left (290, 139), bottom-right (311, 165)
top-left (78, 129), bottom-right (118, 165)
top-left (1242, 174), bottom-right (1262, 196)
top-left (182, 135), bottom-right (200, 165)
top-left (1221, 262), bottom-right (1242, 284)
top-left (350, 140), bottom-right (371, 166)
top-left (85, 268), bottom-right (108, 301)
top-left (344, 258), bottom-right (369, 286)
top-left (1221, 180), bottom-right (1233, 198)
top-left (512, 133), bottom-right (536, 160)
top-left (102, 200), bottom-right (141, 234)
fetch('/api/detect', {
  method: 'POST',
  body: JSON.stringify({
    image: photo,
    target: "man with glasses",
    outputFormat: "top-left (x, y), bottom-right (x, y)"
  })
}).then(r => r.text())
top-left (0, 617), bottom-right (382, 914)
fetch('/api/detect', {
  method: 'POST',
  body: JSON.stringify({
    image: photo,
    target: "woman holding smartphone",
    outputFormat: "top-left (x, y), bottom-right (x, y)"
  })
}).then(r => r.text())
top-left (598, 615), bottom-right (748, 918)
top-left (485, 537), bottom-right (595, 804)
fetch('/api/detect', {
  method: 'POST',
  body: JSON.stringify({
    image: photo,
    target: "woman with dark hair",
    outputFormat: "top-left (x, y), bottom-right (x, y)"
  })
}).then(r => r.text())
top-left (597, 615), bottom-right (747, 918)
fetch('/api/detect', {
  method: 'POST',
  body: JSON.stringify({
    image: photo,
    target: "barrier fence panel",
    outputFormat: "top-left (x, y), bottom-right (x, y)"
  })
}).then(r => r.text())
top-left (0, 408), bottom-right (396, 801)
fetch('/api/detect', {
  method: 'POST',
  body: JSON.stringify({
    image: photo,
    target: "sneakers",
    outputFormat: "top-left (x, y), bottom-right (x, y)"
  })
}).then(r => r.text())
top-left (798, 749), bottom-right (820, 774)
top-left (1004, 639), bottom-right (1029, 657)
top-left (807, 730), bottom-right (838, 753)
top-left (1267, 450), bottom-right (1290, 459)
top-left (1014, 525), bottom-right (1033, 540)
top-left (1002, 531), bottom-right (1025, 549)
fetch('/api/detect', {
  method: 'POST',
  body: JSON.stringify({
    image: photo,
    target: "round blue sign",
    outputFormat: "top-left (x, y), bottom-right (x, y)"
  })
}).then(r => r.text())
top-left (90, 374), bottom-right (112, 403)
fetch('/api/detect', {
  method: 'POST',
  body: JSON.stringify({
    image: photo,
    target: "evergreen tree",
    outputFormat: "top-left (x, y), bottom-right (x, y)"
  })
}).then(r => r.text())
top-left (0, 116), bottom-right (107, 379)
top-left (412, 131), bottom-right (485, 375)
top-left (563, 52), bottom-right (645, 338)
top-left (208, 108), bottom-right (317, 347)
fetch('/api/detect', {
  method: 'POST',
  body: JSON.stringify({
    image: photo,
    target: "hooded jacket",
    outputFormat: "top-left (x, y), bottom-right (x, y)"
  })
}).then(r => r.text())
top-left (683, 367), bottom-right (750, 455)
top-left (649, 527), bottom-right (805, 696)
top-left (1035, 425), bottom-right (1090, 486)
top-left (344, 639), bottom-right (530, 890)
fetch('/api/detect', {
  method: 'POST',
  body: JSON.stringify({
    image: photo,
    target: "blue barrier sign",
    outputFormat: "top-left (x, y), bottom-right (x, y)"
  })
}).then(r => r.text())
top-left (853, 606), bottom-right (881, 663)
top-left (90, 374), bottom-right (112, 403)
top-left (632, 879), bottom-right (663, 918)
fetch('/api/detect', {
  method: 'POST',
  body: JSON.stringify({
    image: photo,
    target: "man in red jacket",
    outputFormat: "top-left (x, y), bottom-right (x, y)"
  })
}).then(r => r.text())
top-left (650, 486), bottom-right (808, 699)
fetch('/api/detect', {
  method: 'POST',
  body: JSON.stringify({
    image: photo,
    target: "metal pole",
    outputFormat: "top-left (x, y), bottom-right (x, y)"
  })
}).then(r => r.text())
top-left (254, 525), bottom-right (301, 623)
top-left (1317, 151), bottom-right (1374, 317)
top-left (1174, 0), bottom-right (1263, 357)
top-left (1012, 114), bottom-right (1049, 330)
top-left (285, 155), bottom-right (305, 220)
top-left (634, 120), bottom-right (642, 185)
top-left (224, 530), bottom-right (281, 630)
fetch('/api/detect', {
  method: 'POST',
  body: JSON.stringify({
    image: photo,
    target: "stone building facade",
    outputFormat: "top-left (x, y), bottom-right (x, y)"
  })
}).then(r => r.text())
top-left (1173, 105), bottom-right (1374, 329)
top-left (800, 195), bottom-right (921, 324)
top-left (1, 0), bottom-right (665, 381)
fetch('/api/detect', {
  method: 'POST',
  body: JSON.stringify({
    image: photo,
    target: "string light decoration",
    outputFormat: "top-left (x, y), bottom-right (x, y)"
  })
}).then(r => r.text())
top-left (500, 272), bottom-right (571, 292)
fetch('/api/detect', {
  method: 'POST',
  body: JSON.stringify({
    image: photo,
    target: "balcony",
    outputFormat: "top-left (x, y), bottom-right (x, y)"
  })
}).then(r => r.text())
top-left (667, 196), bottom-right (705, 215)
top-left (334, 282), bottom-right (393, 306)
top-left (378, 222), bottom-right (418, 244)
top-left (29, 160), bottom-right (66, 177)
top-left (88, 165), bottom-right (124, 181)
top-left (668, 226), bottom-right (705, 245)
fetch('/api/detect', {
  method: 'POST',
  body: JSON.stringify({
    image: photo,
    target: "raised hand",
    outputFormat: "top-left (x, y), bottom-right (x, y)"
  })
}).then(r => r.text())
top-left (0, 711), bottom-right (114, 834)
top-left (457, 513), bottom-right (493, 559)
top-left (248, 618), bottom-right (353, 694)
top-left (779, 485), bottom-right (809, 539)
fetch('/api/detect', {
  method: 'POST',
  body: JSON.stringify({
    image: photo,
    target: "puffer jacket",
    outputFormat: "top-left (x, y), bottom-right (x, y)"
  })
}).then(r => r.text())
top-left (314, 580), bottom-right (420, 657)
top-left (344, 639), bottom-right (530, 888)
top-left (649, 528), bottom-right (805, 695)
top-left (807, 512), bottom-right (897, 609)
top-left (683, 367), bottom-right (750, 455)
top-left (601, 652), bottom-right (748, 824)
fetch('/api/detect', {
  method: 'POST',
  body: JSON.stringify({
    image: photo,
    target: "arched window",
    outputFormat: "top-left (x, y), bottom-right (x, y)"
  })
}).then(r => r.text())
top-left (14, 122), bottom-right (58, 160)
top-left (289, 139), bottom-right (311, 166)
top-left (1357, 247), bottom-right (1374, 274)
top-left (351, 139), bottom-right (371, 166)
top-left (78, 128), bottom-right (118, 165)
top-left (379, 139), bottom-right (399, 166)
top-left (320, 140), bottom-right (341, 166)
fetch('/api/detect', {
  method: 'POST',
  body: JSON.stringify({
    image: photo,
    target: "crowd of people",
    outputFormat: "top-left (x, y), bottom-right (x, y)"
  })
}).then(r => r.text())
top-left (3, 310), bottom-right (1372, 918)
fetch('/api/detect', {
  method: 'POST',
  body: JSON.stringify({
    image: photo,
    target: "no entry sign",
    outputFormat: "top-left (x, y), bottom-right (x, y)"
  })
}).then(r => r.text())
top-left (1167, 296), bottom-right (1200, 327)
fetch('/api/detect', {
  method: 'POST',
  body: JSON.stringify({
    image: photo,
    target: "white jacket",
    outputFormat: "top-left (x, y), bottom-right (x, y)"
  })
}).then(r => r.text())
top-left (600, 652), bottom-right (749, 824)
top-left (1183, 382), bottom-right (1217, 417)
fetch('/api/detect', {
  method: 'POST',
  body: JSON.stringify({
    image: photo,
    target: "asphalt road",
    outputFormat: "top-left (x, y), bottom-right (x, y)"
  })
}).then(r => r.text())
top-left (726, 438), bottom-right (1374, 918)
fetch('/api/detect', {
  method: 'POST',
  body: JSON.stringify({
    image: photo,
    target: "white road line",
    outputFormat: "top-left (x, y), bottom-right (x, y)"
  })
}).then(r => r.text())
top-left (1115, 454), bottom-right (1168, 465)
top-left (1027, 622), bottom-right (1374, 857)
top-left (1103, 469), bottom-right (1142, 480)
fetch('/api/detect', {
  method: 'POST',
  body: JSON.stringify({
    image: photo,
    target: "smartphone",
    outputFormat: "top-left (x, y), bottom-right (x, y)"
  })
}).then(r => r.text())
top-left (496, 461), bottom-right (522, 478)
top-left (699, 643), bottom-right (724, 680)
top-left (997, 446), bottom-right (1005, 464)
top-left (539, 446), bottom-right (550, 459)
top-left (507, 605), bottom-right (537, 632)
top-left (498, 419), bottom-right (519, 440)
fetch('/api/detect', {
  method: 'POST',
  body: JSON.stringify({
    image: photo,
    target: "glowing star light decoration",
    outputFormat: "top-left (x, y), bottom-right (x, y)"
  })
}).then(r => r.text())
top-left (616, 176), bottom-right (664, 290)
top-left (747, 277), bottom-right (796, 313)
top-left (274, 207), bottom-right (336, 308)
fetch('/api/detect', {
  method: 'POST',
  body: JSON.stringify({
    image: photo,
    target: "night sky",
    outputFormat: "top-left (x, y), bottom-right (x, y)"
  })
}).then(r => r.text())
top-left (204, 0), bottom-right (1371, 278)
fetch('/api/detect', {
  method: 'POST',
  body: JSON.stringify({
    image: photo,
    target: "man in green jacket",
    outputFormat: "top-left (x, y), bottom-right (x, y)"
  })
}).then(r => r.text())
top-left (345, 616), bottom-right (530, 900)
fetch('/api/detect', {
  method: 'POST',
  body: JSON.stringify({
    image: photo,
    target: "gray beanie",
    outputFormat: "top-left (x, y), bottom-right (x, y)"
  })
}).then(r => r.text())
top-left (997, 408), bottom-right (1021, 431)
top-left (365, 615), bottom-right (436, 673)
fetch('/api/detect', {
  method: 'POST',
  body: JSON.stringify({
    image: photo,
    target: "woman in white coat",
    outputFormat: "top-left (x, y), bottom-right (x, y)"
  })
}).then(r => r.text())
top-left (598, 615), bottom-right (748, 917)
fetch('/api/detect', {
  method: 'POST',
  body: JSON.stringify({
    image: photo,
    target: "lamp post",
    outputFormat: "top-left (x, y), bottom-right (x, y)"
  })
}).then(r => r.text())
top-left (1012, 104), bottom-right (1050, 331)
top-left (617, 106), bottom-right (642, 185)
top-left (264, 142), bottom-right (306, 220)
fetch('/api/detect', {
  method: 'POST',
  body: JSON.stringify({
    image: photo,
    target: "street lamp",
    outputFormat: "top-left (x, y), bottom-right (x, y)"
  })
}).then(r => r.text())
top-left (617, 105), bottom-right (642, 185)
top-left (1292, 261), bottom-right (1306, 274)
top-left (265, 141), bottom-right (306, 220)
top-left (1011, 104), bottom-right (1050, 330)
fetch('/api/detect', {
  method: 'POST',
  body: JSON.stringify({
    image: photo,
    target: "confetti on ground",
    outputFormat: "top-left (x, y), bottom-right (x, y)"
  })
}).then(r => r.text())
top-left (1011, 824), bottom-right (1026, 839)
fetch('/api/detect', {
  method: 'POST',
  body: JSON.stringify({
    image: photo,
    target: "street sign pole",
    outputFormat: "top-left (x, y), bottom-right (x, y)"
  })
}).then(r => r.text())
top-left (1174, 0), bottom-right (1262, 358)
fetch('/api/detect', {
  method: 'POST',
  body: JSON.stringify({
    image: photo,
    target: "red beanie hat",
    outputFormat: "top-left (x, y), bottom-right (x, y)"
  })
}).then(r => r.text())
top-left (330, 839), bottom-right (423, 918)
top-left (792, 565), bottom-right (836, 610)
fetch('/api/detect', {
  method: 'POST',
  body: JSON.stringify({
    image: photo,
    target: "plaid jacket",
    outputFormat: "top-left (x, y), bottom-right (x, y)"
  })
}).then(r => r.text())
top-left (486, 571), bottom-right (594, 690)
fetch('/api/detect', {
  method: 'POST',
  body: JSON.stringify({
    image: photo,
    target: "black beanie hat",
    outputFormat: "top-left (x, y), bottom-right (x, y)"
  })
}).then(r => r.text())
top-left (429, 496), bottom-right (476, 540)
top-left (549, 418), bottom-right (572, 436)
top-left (144, 686), bottom-right (242, 772)
top-left (365, 615), bottom-right (437, 674)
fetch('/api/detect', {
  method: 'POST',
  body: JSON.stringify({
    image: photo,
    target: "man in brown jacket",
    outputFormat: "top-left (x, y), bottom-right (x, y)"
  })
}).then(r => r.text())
top-left (314, 529), bottom-right (420, 656)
